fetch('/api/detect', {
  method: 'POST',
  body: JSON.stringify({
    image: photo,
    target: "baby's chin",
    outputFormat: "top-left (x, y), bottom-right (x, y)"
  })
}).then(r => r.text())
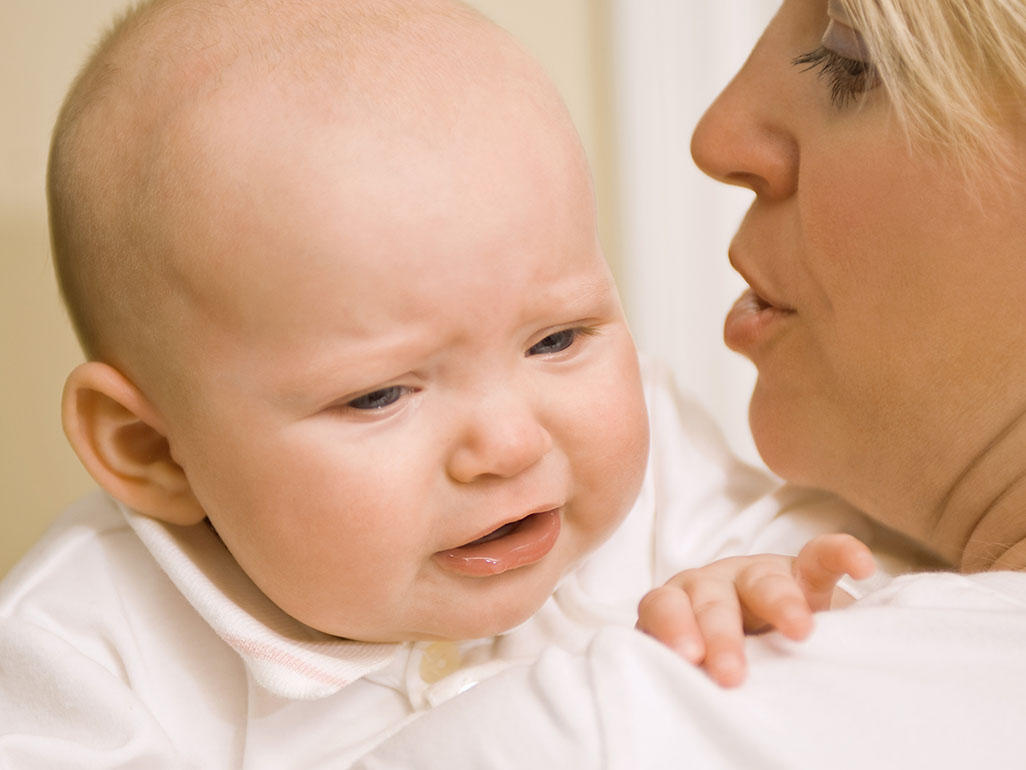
top-left (326, 578), bottom-right (562, 644)
top-left (329, 616), bottom-right (539, 646)
top-left (300, 526), bottom-right (616, 643)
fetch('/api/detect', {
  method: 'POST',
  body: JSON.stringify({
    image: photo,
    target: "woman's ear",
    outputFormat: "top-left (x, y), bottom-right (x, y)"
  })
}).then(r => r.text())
top-left (62, 361), bottom-right (206, 526)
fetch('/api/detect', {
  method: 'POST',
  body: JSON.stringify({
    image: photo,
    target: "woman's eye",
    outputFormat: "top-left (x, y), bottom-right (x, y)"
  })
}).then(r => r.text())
top-left (346, 386), bottom-right (405, 410)
top-left (527, 328), bottom-right (578, 356)
top-left (793, 46), bottom-right (879, 108)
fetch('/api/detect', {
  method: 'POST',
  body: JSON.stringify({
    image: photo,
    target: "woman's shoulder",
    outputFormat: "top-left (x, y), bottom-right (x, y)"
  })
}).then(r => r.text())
top-left (857, 568), bottom-right (1026, 611)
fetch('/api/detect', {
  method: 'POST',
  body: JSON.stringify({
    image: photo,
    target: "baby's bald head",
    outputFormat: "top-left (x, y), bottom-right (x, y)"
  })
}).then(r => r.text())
top-left (53, 0), bottom-right (632, 633)
top-left (48, 0), bottom-right (580, 403)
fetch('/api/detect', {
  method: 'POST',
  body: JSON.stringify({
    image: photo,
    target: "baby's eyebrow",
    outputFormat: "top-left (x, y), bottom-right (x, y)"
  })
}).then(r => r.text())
top-left (270, 360), bottom-right (386, 411)
top-left (267, 334), bottom-right (439, 411)
top-left (533, 274), bottom-right (616, 314)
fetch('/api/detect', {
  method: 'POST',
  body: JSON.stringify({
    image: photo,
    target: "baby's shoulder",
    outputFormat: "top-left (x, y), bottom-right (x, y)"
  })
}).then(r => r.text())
top-left (0, 490), bottom-right (181, 672)
top-left (1, 490), bottom-right (137, 615)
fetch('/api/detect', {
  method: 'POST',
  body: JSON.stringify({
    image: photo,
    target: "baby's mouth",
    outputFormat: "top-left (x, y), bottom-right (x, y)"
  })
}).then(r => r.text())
top-left (434, 509), bottom-right (562, 577)
top-left (463, 519), bottom-right (524, 547)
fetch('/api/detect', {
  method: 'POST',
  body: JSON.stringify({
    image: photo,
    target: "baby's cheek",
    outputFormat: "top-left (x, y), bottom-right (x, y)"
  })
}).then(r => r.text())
top-left (584, 373), bottom-right (649, 520)
top-left (603, 360), bottom-right (650, 472)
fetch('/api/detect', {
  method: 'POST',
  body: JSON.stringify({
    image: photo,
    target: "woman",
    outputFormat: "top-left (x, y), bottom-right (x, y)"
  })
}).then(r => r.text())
top-left (356, 1), bottom-right (1026, 767)
top-left (694, 0), bottom-right (1026, 576)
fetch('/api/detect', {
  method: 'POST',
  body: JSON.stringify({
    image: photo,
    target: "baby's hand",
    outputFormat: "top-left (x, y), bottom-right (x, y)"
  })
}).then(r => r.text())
top-left (635, 533), bottom-right (875, 688)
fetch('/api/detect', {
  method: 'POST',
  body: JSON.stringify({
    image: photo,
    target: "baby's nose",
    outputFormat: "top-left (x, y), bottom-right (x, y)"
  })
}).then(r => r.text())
top-left (445, 395), bottom-right (553, 483)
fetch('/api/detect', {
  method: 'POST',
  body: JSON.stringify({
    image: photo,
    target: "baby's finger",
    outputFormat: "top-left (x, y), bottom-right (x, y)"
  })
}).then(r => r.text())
top-left (735, 561), bottom-right (815, 640)
top-left (636, 585), bottom-right (705, 663)
top-left (686, 580), bottom-right (747, 687)
top-left (795, 534), bottom-right (876, 610)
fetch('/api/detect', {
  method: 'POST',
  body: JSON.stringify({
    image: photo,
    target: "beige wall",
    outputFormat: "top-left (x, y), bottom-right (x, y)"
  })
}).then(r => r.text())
top-left (0, 1), bottom-right (616, 577)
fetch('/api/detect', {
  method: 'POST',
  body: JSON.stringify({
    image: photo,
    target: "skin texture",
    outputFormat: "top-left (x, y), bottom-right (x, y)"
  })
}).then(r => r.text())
top-left (690, 0), bottom-right (1026, 572)
top-left (59, 1), bottom-right (650, 642)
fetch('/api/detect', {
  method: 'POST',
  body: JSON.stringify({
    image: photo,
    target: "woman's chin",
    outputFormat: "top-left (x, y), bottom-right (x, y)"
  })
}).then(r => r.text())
top-left (748, 390), bottom-right (831, 490)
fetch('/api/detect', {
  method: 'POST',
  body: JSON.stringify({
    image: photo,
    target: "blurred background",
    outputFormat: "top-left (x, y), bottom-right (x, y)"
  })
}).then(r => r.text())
top-left (1, 0), bottom-right (777, 577)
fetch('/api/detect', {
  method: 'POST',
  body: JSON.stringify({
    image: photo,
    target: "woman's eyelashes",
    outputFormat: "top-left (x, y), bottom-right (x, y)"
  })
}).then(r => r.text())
top-left (793, 46), bottom-right (879, 108)
top-left (526, 326), bottom-right (597, 357)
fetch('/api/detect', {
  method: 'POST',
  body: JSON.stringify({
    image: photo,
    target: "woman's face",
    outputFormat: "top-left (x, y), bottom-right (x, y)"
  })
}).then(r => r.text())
top-left (691, 0), bottom-right (1026, 557)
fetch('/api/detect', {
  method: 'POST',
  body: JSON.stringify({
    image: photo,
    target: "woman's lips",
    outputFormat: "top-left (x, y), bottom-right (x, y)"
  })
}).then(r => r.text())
top-left (724, 288), bottom-right (796, 353)
top-left (434, 509), bottom-right (561, 577)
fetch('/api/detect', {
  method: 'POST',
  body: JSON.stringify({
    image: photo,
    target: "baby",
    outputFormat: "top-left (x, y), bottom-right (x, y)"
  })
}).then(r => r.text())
top-left (1, 0), bottom-right (876, 765)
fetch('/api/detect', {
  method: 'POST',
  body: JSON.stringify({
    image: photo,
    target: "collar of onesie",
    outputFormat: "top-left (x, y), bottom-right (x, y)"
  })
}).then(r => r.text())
top-left (121, 502), bottom-right (400, 700)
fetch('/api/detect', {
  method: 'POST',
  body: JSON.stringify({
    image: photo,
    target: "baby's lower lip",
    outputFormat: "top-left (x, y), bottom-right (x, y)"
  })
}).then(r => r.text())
top-left (433, 510), bottom-right (561, 577)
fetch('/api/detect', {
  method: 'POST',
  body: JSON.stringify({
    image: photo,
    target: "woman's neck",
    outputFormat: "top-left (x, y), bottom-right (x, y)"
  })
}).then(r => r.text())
top-left (927, 403), bottom-right (1026, 572)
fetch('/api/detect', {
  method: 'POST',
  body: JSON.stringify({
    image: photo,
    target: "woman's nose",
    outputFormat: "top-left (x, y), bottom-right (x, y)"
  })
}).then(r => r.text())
top-left (445, 393), bottom-right (553, 484)
top-left (690, 49), bottom-right (799, 201)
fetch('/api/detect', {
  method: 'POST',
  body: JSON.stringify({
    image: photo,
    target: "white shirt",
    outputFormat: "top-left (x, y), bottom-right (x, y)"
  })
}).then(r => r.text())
top-left (0, 363), bottom-right (890, 768)
top-left (356, 571), bottom-right (1026, 770)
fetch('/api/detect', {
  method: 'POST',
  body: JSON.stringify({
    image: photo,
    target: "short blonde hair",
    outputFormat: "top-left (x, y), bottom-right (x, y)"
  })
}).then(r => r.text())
top-left (840, 0), bottom-right (1026, 171)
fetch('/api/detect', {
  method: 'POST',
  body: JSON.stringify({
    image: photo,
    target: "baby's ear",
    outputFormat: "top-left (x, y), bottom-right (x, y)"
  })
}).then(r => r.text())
top-left (62, 362), bottom-right (206, 526)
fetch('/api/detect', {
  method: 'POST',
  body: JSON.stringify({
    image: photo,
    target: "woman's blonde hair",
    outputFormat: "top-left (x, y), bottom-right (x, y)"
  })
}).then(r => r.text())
top-left (842, 0), bottom-right (1026, 171)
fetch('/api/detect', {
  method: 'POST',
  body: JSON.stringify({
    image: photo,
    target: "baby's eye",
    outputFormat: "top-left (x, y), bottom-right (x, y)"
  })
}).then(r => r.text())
top-left (527, 328), bottom-right (578, 356)
top-left (347, 386), bottom-right (406, 410)
top-left (793, 46), bottom-right (879, 108)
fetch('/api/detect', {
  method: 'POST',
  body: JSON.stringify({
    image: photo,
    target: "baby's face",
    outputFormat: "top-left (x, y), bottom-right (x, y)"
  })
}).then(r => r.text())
top-left (156, 85), bottom-right (650, 641)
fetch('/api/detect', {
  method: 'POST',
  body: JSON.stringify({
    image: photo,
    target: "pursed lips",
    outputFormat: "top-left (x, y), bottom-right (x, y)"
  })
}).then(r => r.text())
top-left (728, 249), bottom-right (796, 313)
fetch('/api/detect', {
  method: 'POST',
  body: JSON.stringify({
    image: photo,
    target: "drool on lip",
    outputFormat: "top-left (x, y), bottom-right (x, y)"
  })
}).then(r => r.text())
top-left (434, 509), bottom-right (561, 577)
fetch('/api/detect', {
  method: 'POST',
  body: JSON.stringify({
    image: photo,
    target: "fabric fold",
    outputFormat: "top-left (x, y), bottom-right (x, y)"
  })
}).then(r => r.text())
top-left (123, 505), bottom-right (398, 700)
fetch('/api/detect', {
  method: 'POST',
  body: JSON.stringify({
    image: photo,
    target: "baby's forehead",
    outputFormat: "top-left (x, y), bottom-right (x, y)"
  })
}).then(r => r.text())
top-left (165, 97), bottom-right (589, 303)
top-left (158, 103), bottom-right (596, 351)
top-left (54, 0), bottom-right (584, 386)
